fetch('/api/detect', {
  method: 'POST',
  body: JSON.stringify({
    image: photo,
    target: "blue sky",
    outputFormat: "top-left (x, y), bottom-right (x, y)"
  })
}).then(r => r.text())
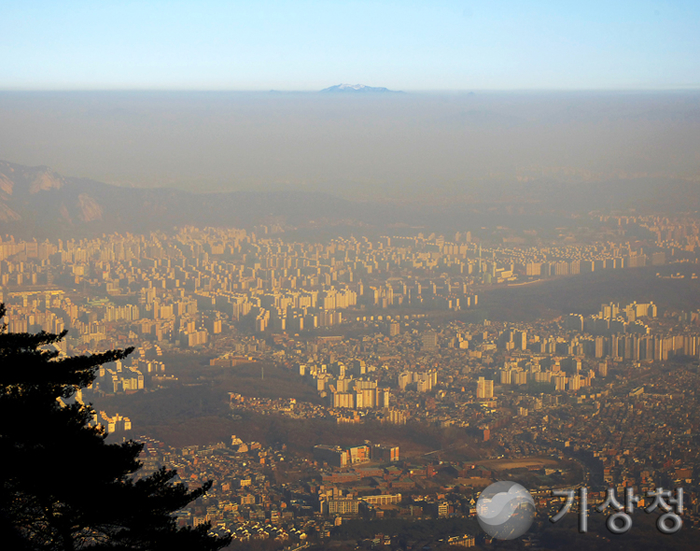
top-left (2, 0), bottom-right (699, 90)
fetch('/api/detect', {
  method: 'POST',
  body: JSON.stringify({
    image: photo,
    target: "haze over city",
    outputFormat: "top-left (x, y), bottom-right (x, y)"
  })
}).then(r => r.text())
top-left (1, 90), bottom-right (700, 197)
top-left (2, 1), bottom-right (700, 550)
top-left (3, 1), bottom-right (699, 197)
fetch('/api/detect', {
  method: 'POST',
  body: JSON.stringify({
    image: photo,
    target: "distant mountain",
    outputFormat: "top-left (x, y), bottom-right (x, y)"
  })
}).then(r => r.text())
top-left (320, 84), bottom-right (400, 93)
top-left (0, 161), bottom-right (356, 238)
top-left (1, 160), bottom-right (697, 239)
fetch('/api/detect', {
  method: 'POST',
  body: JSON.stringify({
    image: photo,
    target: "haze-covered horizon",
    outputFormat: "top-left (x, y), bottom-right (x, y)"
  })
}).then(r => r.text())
top-left (3, 2), bottom-right (699, 202)
top-left (1, 90), bottom-right (699, 201)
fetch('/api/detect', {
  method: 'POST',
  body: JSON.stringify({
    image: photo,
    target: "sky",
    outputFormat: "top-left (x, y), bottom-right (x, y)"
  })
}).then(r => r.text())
top-left (2, 0), bottom-right (700, 90)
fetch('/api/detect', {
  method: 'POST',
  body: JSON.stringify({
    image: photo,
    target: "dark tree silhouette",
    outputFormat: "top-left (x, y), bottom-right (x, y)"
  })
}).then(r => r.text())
top-left (0, 304), bottom-right (231, 550)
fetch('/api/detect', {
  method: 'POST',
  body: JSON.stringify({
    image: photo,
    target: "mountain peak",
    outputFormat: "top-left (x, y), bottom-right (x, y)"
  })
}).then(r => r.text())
top-left (320, 83), bottom-right (400, 93)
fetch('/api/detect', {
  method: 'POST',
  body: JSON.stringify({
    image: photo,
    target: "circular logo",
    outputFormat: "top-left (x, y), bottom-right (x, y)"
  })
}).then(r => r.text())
top-left (476, 481), bottom-right (536, 540)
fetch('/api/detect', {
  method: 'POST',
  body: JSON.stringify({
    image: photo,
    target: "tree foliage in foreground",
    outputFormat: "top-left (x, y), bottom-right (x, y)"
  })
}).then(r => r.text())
top-left (0, 304), bottom-right (231, 550)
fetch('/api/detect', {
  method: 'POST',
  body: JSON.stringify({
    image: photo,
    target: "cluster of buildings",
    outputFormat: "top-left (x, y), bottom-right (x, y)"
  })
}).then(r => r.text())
top-left (58, 390), bottom-right (133, 434)
top-left (228, 393), bottom-right (330, 422)
top-left (3, 214), bottom-right (700, 546)
top-left (301, 362), bottom-right (393, 410)
top-left (313, 443), bottom-right (399, 468)
top-left (134, 432), bottom-right (488, 548)
top-left (0, 214), bottom-right (696, 358)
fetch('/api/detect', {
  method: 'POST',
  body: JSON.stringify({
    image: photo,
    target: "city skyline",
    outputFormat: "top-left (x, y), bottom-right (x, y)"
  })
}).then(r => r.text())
top-left (2, 2), bottom-right (700, 547)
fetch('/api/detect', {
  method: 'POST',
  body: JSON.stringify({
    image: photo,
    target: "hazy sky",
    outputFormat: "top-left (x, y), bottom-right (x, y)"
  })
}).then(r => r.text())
top-left (2, 91), bottom-right (698, 196)
top-left (2, 1), bottom-right (699, 90)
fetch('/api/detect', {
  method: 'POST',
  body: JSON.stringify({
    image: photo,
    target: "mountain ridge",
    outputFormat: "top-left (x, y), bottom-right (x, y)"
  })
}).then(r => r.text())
top-left (1, 160), bottom-right (697, 240)
top-left (0, 160), bottom-right (357, 238)
top-left (320, 83), bottom-right (400, 93)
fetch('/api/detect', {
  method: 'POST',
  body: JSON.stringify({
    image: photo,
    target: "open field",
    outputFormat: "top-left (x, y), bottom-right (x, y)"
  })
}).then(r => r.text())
top-left (479, 457), bottom-right (559, 470)
top-left (454, 476), bottom-right (492, 488)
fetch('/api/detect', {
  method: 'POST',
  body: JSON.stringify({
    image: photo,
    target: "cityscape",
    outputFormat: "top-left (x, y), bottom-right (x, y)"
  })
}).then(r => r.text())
top-left (2, 200), bottom-right (700, 549)
top-left (2, 1), bottom-right (700, 549)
